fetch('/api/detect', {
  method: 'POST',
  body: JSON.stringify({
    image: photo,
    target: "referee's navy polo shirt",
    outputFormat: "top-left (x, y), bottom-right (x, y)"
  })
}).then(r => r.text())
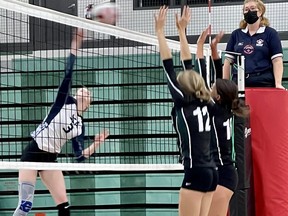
top-left (225, 26), bottom-right (283, 75)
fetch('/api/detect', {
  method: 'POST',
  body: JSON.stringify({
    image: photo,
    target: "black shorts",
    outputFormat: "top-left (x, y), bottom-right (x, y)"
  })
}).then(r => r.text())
top-left (217, 164), bottom-right (238, 192)
top-left (21, 140), bottom-right (58, 163)
top-left (181, 166), bottom-right (218, 192)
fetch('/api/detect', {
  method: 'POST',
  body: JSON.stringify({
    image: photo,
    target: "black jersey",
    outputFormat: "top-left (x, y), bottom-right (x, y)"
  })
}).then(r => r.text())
top-left (196, 57), bottom-right (236, 166)
top-left (163, 58), bottom-right (215, 169)
top-left (210, 105), bottom-right (235, 166)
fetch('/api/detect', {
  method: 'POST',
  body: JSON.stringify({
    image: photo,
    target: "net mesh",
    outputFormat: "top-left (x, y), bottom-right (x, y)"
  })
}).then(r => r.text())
top-left (0, 0), bottom-right (208, 170)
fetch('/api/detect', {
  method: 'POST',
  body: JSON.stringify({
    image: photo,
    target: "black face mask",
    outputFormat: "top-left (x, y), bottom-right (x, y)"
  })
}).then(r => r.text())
top-left (244, 10), bottom-right (259, 24)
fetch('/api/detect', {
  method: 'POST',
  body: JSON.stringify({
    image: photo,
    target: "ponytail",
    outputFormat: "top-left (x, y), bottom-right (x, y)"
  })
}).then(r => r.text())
top-left (232, 98), bottom-right (250, 118)
top-left (195, 89), bottom-right (211, 102)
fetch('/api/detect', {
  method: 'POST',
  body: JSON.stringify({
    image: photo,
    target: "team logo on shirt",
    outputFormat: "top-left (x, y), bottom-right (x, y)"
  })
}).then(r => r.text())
top-left (63, 114), bottom-right (80, 133)
top-left (256, 39), bottom-right (264, 46)
top-left (31, 122), bottom-right (48, 138)
top-left (243, 45), bottom-right (254, 54)
top-left (245, 127), bottom-right (251, 138)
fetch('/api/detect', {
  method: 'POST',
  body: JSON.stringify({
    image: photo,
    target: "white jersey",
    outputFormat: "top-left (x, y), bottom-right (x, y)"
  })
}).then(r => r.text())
top-left (31, 54), bottom-right (85, 161)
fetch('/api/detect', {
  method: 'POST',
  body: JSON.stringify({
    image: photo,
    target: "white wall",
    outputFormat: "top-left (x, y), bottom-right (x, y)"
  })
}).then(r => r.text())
top-left (0, 1), bottom-right (287, 46)
top-left (0, 0), bottom-right (29, 43)
top-left (115, 1), bottom-right (288, 36)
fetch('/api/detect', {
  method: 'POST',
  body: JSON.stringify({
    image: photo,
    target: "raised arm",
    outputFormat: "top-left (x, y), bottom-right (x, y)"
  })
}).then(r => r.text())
top-left (53, 28), bottom-right (84, 107)
top-left (71, 28), bottom-right (84, 56)
top-left (195, 28), bottom-right (209, 88)
top-left (210, 31), bottom-right (224, 79)
top-left (175, 5), bottom-right (192, 70)
top-left (196, 27), bottom-right (209, 59)
top-left (155, 6), bottom-right (172, 60)
top-left (155, 6), bottom-right (185, 102)
top-left (210, 31), bottom-right (224, 60)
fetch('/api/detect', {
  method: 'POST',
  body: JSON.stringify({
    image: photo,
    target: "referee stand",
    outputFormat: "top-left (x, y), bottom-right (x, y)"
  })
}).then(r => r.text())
top-left (245, 88), bottom-right (288, 216)
top-left (228, 55), bottom-right (288, 216)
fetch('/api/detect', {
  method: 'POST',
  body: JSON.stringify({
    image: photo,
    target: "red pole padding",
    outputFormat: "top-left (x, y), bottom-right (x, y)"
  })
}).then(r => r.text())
top-left (246, 88), bottom-right (288, 216)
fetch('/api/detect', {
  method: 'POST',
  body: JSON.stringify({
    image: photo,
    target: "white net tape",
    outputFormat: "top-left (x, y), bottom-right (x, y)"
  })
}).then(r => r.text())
top-left (0, 161), bottom-right (183, 171)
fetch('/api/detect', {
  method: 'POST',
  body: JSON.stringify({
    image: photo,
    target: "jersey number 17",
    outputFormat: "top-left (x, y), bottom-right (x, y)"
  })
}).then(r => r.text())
top-left (193, 106), bottom-right (211, 132)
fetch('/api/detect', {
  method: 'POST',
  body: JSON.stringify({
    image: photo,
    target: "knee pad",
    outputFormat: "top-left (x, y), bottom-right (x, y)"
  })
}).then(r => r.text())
top-left (13, 182), bottom-right (35, 216)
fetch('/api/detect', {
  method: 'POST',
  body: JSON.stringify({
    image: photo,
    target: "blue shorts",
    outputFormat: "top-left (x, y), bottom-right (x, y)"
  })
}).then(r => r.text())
top-left (181, 166), bottom-right (218, 192)
top-left (21, 140), bottom-right (58, 163)
top-left (233, 71), bottom-right (274, 87)
top-left (217, 164), bottom-right (238, 192)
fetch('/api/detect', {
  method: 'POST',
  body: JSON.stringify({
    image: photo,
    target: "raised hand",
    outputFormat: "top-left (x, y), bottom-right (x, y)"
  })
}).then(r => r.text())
top-left (154, 5), bottom-right (169, 33)
top-left (197, 27), bottom-right (209, 46)
top-left (71, 28), bottom-right (84, 55)
top-left (175, 5), bottom-right (191, 32)
top-left (211, 31), bottom-right (224, 49)
top-left (210, 31), bottom-right (224, 60)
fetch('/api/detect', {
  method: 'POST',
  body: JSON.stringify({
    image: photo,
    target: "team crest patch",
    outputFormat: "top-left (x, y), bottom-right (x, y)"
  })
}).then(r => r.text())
top-left (256, 39), bottom-right (264, 46)
top-left (243, 45), bottom-right (254, 54)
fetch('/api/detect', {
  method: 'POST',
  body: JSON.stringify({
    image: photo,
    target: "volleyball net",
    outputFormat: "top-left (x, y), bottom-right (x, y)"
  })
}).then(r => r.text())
top-left (0, 0), bottom-right (213, 171)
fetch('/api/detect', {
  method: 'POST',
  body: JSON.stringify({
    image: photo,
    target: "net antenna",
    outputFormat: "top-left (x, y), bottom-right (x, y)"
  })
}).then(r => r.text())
top-left (208, 0), bottom-right (212, 45)
top-left (207, 0), bottom-right (212, 89)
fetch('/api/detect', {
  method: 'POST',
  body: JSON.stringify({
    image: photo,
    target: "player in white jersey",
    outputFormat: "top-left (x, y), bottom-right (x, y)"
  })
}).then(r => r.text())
top-left (13, 28), bottom-right (109, 216)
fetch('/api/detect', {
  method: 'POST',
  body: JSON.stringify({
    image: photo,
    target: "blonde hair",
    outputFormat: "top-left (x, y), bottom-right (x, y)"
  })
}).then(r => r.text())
top-left (177, 70), bottom-right (211, 102)
top-left (239, 0), bottom-right (269, 29)
top-left (76, 87), bottom-right (92, 111)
